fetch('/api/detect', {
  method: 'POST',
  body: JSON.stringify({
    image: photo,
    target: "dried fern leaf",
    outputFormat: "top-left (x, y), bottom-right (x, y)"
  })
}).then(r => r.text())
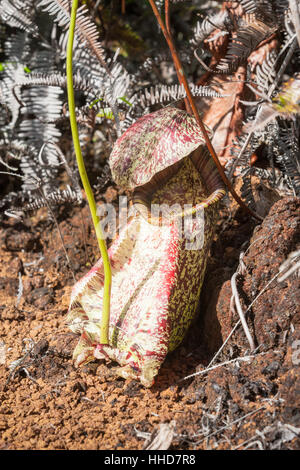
top-left (191, 9), bottom-right (230, 46)
top-left (217, 17), bottom-right (277, 72)
top-left (10, 185), bottom-right (82, 216)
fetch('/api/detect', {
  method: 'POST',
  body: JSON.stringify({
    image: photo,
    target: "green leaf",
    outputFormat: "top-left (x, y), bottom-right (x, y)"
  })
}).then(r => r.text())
top-left (97, 109), bottom-right (115, 120)
top-left (118, 96), bottom-right (133, 107)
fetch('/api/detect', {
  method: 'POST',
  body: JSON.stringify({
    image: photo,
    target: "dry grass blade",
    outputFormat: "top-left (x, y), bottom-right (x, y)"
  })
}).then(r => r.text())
top-left (203, 237), bottom-right (276, 370)
top-left (217, 17), bottom-right (276, 72)
top-left (277, 249), bottom-right (300, 282)
top-left (231, 272), bottom-right (255, 351)
top-left (15, 271), bottom-right (23, 308)
top-left (204, 271), bottom-right (281, 372)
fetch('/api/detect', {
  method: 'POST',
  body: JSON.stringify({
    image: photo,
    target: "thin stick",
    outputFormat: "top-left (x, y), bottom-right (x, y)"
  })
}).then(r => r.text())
top-left (67, 0), bottom-right (111, 345)
top-left (235, 36), bottom-right (298, 168)
top-left (38, 187), bottom-right (76, 282)
top-left (233, 436), bottom-right (264, 450)
top-left (268, 38), bottom-right (297, 97)
top-left (148, 0), bottom-right (263, 222)
top-left (289, 0), bottom-right (300, 48)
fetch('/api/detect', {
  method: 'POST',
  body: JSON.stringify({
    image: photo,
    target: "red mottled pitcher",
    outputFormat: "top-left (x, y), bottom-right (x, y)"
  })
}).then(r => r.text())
top-left (67, 107), bottom-right (225, 387)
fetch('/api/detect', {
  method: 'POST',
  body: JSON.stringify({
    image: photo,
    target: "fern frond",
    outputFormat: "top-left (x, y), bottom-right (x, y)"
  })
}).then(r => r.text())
top-left (238, 0), bottom-right (277, 23)
top-left (255, 50), bottom-right (277, 93)
top-left (10, 185), bottom-right (82, 216)
top-left (274, 0), bottom-right (292, 20)
top-left (238, 0), bottom-right (257, 14)
top-left (37, 0), bottom-right (107, 69)
top-left (230, 133), bottom-right (258, 168)
top-left (135, 83), bottom-right (226, 108)
top-left (4, 187), bottom-right (82, 219)
top-left (13, 71), bottom-right (96, 97)
top-left (102, 60), bottom-right (131, 105)
top-left (17, 85), bottom-right (63, 155)
top-left (3, 31), bottom-right (32, 64)
top-left (0, 140), bottom-right (36, 172)
top-left (216, 16), bottom-right (277, 72)
top-left (274, 124), bottom-right (300, 195)
top-left (0, 63), bottom-right (26, 130)
top-left (118, 83), bottom-right (226, 132)
top-left (0, 0), bottom-right (38, 36)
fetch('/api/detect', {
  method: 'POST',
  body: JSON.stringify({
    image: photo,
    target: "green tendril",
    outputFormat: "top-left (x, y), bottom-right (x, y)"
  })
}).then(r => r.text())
top-left (66, 0), bottom-right (112, 345)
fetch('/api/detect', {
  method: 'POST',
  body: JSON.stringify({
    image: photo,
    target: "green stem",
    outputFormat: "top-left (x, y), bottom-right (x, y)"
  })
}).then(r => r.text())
top-left (66, 0), bottom-right (111, 345)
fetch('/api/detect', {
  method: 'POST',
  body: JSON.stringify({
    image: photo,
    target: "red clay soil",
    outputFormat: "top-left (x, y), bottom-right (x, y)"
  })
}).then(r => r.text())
top-left (0, 192), bottom-right (299, 450)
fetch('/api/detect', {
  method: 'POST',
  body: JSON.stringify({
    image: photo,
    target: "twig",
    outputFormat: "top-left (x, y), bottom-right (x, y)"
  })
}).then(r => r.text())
top-left (42, 141), bottom-right (82, 200)
top-left (4, 339), bottom-right (35, 390)
top-left (194, 48), bottom-right (214, 72)
top-left (278, 259), bottom-right (300, 282)
top-left (207, 320), bottom-right (242, 370)
top-left (81, 396), bottom-right (104, 405)
top-left (229, 37), bottom-right (297, 178)
top-left (277, 249), bottom-right (300, 282)
top-left (243, 270), bottom-right (281, 316)
top-left (269, 38), bottom-right (297, 97)
top-left (204, 236), bottom-right (267, 369)
top-left (67, 0), bottom-right (112, 345)
top-left (121, 0), bottom-right (126, 15)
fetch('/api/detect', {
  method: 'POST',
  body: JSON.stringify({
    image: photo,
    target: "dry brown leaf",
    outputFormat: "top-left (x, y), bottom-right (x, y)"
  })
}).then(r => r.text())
top-left (143, 420), bottom-right (176, 450)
